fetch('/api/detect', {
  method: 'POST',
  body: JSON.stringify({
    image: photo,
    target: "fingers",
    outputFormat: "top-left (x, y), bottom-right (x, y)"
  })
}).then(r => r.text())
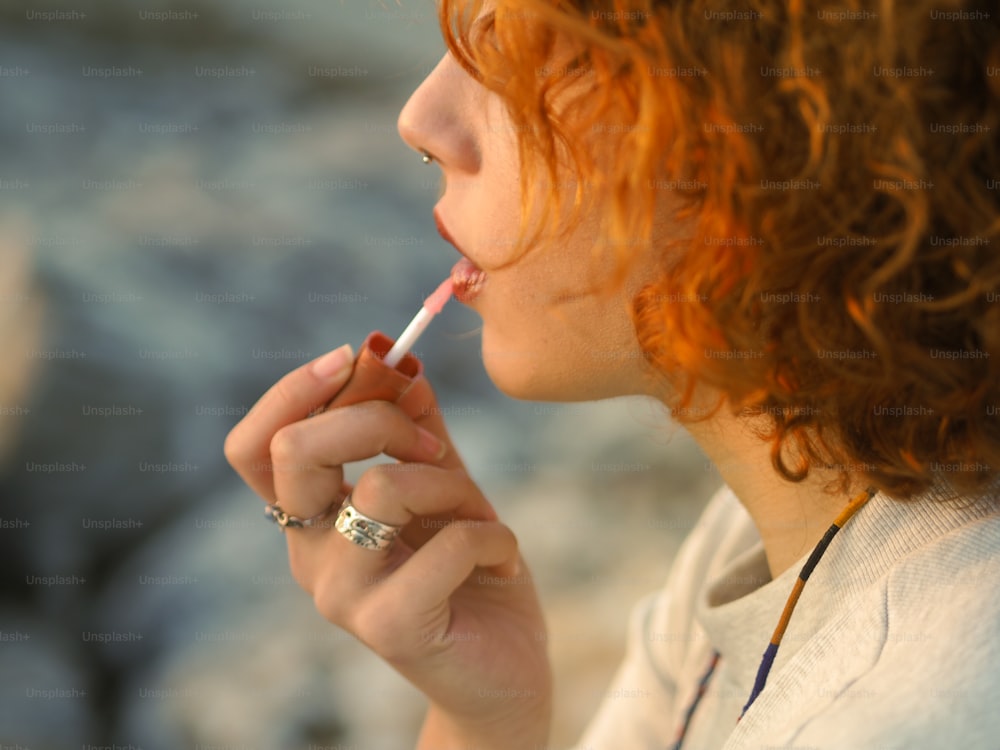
top-left (284, 498), bottom-right (415, 599)
top-left (364, 463), bottom-right (498, 550)
top-left (283, 464), bottom-right (498, 589)
top-left (225, 343), bottom-right (460, 511)
top-left (384, 519), bottom-right (520, 607)
top-left (270, 401), bottom-right (452, 520)
top-left (224, 344), bottom-right (355, 502)
top-left (354, 463), bottom-right (499, 549)
top-left (317, 520), bottom-right (521, 659)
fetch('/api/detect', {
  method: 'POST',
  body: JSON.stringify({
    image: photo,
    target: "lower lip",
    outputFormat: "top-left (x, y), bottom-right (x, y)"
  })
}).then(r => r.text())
top-left (451, 257), bottom-right (487, 303)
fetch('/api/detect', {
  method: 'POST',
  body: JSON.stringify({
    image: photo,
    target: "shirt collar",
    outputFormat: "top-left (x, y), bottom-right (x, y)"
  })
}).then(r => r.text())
top-left (695, 479), bottom-right (999, 691)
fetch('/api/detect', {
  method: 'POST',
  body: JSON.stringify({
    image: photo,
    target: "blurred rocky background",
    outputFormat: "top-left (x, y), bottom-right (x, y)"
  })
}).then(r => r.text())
top-left (0, 1), bottom-right (717, 748)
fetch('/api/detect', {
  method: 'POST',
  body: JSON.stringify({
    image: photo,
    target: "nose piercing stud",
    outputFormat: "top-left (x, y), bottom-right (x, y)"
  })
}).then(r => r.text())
top-left (420, 149), bottom-right (434, 164)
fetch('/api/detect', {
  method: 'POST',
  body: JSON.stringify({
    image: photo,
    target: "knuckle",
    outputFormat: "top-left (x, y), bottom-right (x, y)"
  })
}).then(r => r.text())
top-left (455, 470), bottom-right (481, 496)
top-left (223, 426), bottom-right (253, 469)
top-left (439, 522), bottom-right (479, 555)
top-left (358, 400), bottom-right (403, 430)
top-left (351, 598), bottom-right (412, 660)
top-left (269, 424), bottom-right (307, 468)
top-left (312, 582), bottom-right (347, 625)
top-left (353, 464), bottom-right (401, 501)
top-left (354, 399), bottom-right (402, 424)
top-left (269, 376), bottom-right (300, 413)
top-left (497, 524), bottom-right (519, 555)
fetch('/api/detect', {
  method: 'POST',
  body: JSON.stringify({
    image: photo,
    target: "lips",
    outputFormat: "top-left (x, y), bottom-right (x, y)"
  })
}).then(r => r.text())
top-left (450, 256), bottom-right (487, 302)
top-left (434, 209), bottom-right (487, 303)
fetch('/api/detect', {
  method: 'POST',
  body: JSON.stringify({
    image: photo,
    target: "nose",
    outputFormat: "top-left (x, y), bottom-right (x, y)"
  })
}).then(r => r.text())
top-left (397, 54), bottom-right (482, 174)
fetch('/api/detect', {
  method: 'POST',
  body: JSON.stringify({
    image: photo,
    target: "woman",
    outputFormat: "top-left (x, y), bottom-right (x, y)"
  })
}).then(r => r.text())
top-left (225, 1), bottom-right (1000, 747)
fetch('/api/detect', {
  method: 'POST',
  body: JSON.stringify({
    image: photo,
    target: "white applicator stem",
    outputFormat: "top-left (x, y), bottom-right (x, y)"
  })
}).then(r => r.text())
top-left (382, 277), bottom-right (454, 369)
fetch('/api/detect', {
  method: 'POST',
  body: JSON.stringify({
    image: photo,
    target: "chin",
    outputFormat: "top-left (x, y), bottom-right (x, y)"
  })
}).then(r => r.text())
top-left (481, 344), bottom-right (632, 402)
top-left (480, 345), bottom-right (548, 400)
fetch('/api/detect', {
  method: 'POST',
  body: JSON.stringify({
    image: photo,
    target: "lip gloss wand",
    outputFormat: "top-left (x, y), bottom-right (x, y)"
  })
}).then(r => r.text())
top-left (382, 277), bottom-right (454, 369)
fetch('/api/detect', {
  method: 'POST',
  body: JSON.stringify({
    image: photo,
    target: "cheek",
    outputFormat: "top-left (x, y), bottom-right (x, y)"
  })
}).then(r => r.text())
top-left (477, 275), bottom-right (561, 366)
top-left (477, 278), bottom-right (644, 401)
top-left (470, 205), bottom-right (652, 399)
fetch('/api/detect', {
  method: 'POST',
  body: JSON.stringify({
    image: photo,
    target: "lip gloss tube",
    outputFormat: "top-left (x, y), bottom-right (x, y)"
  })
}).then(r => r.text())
top-left (322, 330), bottom-right (424, 410)
top-left (318, 278), bottom-right (453, 411)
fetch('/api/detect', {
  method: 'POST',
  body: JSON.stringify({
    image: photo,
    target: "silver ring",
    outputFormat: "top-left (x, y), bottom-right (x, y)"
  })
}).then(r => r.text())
top-left (419, 149), bottom-right (434, 165)
top-left (334, 494), bottom-right (402, 551)
top-left (264, 502), bottom-right (332, 531)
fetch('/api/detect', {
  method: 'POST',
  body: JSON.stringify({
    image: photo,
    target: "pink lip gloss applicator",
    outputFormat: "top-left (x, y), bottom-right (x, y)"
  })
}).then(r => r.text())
top-left (383, 277), bottom-right (454, 368)
top-left (316, 277), bottom-right (454, 411)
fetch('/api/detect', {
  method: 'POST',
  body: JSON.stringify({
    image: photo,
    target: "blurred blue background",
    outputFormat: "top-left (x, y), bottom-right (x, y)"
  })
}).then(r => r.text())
top-left (0, 1), bottom-right (716, 747)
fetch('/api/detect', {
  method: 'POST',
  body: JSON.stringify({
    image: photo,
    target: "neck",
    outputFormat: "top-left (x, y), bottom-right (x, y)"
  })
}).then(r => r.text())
top-left (680, 400), bottom-right (864, 578)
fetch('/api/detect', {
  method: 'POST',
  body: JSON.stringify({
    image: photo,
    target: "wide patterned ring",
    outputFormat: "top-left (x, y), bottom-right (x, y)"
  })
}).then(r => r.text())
top-left (333, 494), bottom-right (403, 551)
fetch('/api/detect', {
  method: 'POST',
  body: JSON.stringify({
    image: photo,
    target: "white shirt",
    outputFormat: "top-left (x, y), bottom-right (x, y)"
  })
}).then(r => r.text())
top-left (571, 481), bottom-right (1000, 749)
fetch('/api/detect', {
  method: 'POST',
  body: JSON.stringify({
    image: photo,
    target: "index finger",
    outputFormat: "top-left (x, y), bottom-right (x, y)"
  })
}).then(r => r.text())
top-left (224, 344), bottom-right (355, 499)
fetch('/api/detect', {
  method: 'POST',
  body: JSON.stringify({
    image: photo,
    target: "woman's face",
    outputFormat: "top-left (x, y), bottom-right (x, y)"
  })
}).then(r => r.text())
top-left (397, 47), bottom-right (674, 402)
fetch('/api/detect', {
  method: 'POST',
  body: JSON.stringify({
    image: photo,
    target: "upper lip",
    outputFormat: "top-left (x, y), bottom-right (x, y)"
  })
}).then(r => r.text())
top-left (433, 208), bottom-right (469, 259)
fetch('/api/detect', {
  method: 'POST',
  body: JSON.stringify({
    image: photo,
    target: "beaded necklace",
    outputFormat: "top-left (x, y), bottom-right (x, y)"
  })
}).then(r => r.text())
top-left (669, 486), bottom-right (877, 750)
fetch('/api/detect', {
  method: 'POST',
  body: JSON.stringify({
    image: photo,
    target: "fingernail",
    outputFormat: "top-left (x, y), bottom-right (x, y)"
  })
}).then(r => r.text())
top-left (416, 426), bottom-right (447, 460)
top-left (312, 344), bottom-right (354, 379)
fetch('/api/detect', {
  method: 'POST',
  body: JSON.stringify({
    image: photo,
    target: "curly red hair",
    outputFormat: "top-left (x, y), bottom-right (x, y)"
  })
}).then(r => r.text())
top-left (439, 0), bottom-right (1000, 499)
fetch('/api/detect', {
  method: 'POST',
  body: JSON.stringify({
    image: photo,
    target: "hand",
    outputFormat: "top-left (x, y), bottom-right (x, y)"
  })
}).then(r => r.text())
top-left (224, 344), bottom-right (552, 749)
